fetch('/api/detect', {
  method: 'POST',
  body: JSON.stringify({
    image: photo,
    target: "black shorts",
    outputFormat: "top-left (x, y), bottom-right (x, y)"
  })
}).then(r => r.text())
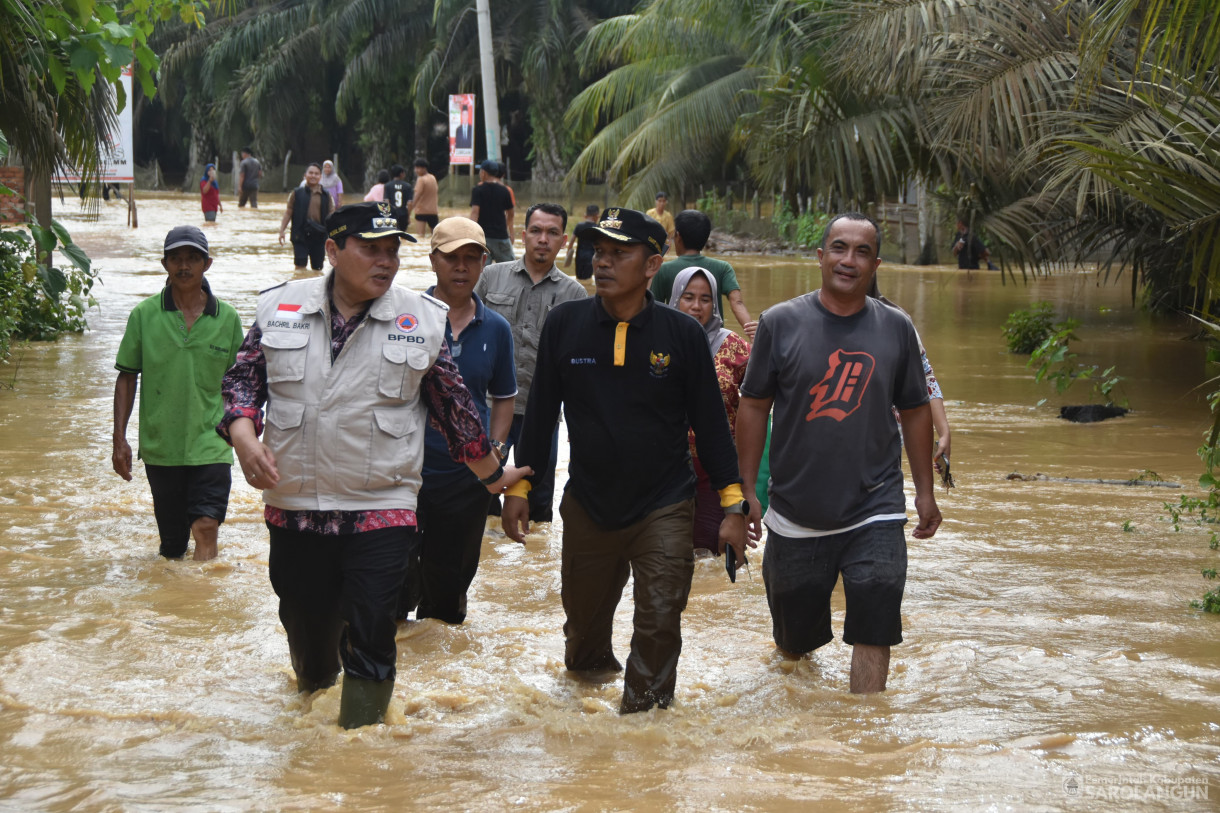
top-left (762, 521), bottom-right (907, 653)
top-left (144, 463), bottom-right (232, 558)
top-left (415, 213), bottom-right (439, 229)
top-left (292, 237), bottom-right (326, 271)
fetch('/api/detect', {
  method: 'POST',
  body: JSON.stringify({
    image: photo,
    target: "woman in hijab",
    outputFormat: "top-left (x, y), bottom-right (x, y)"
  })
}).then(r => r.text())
top-left (319, 159), bottom-right (344, 207)
top-left (669, 267), bottom-right (752, 554)
top-left (200, 163), bottom-right (222, 222)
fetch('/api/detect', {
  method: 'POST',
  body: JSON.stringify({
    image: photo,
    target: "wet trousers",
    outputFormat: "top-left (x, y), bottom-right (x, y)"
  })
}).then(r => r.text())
top-left (401, 480), bottom-right (493, 624)
top-left (559, 493), bottom-right (695, 713)
top-left (267, 523), bottom-right (412, 689)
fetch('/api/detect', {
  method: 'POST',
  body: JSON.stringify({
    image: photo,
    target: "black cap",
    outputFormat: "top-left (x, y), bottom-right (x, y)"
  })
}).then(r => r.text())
top-left (591, 207), bottom-right (667, 255)
top-left (325, 201), bottom-right (418, 242)
top-left (478, 160), bottom-right (504, 177)
top-left (164, 225), bottom-right (209, 257)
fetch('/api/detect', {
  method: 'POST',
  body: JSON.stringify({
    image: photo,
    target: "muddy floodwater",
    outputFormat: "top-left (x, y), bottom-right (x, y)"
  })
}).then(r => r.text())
top-left (1, 194), bottom-right (1217, 811)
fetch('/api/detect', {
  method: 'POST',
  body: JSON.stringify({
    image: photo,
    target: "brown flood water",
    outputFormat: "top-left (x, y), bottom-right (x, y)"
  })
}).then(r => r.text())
top-left (0, 194), bottom-right (1216, 811)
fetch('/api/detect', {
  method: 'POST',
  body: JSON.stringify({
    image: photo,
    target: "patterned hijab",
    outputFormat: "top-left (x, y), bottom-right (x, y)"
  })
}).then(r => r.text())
top-left (669, 266), bottom-right (731, 355)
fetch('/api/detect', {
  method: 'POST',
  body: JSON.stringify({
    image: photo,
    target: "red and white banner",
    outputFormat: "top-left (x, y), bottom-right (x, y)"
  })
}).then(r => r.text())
top-left (449, 93), bottom-right (476, 166)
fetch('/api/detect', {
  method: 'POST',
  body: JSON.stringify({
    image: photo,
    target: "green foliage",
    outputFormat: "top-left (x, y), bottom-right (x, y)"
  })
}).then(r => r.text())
top-left (696, 189), bottom-right (748, 235)
top-left (2, 0), bottom-right (205, 186)
top-left (1028, 323), bottom-right (1128, 407)
top-left (0, 224), bottom-right (98, 363)
top-left (1122, 520), bottom-right (1134, 532)
top-left (1003, 302), bottom-right (1057, 354)
top-left (769, 198), bottom-right (829, 247)
top-left (1163, 363), bottom-right (1220, 612)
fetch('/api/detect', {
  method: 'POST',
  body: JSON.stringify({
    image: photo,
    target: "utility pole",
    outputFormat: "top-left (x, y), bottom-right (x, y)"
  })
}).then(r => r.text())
top-left (475, 0), bottom-right (501, 162)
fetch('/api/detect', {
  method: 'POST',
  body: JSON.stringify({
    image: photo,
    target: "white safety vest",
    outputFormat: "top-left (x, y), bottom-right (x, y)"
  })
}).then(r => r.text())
top-left (255, 274), bottom-right (448, 511)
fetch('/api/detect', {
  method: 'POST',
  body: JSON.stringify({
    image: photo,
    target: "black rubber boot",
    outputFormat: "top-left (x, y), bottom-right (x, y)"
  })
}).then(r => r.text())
top-left (338, 677), bottom-right (395, 729)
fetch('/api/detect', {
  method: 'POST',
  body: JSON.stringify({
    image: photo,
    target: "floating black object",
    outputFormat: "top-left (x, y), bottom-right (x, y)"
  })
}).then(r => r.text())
top-left (1060, 404), bottom-right (1129, 423)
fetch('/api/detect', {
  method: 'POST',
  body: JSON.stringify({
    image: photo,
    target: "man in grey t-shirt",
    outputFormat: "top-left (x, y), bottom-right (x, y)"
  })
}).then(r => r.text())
top-left (736, 212), bottom-right (941, 694)
top-left (238, 147), bottom-right (262, 209)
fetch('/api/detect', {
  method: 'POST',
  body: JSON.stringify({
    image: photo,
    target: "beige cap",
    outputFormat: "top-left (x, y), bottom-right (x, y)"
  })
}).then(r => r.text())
top-left (431, 217), bottom-right (488, 254)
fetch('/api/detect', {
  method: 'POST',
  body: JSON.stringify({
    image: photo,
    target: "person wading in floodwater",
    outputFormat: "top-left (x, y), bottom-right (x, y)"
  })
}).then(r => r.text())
top-left (112, 226), bottom-right (244, 561)
top-left (502, 207), bottom-right (750, 714)
top-left (218, 201), bottom-right (530, 729)
top-left (735, 212), bottom-right (941, 693)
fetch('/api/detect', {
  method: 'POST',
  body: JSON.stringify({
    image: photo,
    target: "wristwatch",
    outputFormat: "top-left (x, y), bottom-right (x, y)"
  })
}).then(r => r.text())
top-left (490, 439), bottom-right (508, 461)
top-left (478, 464), bottom-right (505, 486)
top-left (723, 499), bottom-right (750, 515)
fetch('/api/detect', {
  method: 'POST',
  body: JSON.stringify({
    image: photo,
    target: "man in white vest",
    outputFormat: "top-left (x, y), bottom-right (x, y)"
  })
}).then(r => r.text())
top-left (219, 201), bottom-right (529, 728)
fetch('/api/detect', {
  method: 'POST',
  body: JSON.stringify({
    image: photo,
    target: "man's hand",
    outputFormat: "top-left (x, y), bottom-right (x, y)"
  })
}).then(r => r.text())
top-left (744, 494), bottom-right (764, 542)
top-left (234, 434), bottom-right (280, 489)
top-left (912, 492), bottom-right (941, 539)
top-left (112, 438), bottom-right (133, 481)
top-left (717, 512), bottom-right (754, 564)
top-left (277, 230), bottom-right (286, 246)
top-left (502, 495), bottom-right (530, 544)
top-left (743, 320), bottom-right (758, 341)
top-left (483, 464), bottom-right (533, 495)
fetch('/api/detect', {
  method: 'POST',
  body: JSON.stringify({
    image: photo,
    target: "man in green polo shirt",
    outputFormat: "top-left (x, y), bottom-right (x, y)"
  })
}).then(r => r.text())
top-left (650, 209), bottom-right (757, 339)
top-left (112, 226), bottom-right (244, 560)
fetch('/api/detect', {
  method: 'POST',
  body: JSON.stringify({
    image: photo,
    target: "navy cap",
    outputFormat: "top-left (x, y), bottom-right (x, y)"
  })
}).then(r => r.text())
top-left (164, 225), bottom-right (209, 257)
top-left (591, 207), bottom-right (668, 255)
top-left (325, 201), bottom-right (418, 242)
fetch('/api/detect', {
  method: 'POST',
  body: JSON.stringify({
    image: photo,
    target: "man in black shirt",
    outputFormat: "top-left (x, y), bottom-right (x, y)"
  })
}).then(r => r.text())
top-left (382, 164), bottom-right (413, 230)
top-left (564, 204), bottom-right (599, 280)
top-left (952, 217), bottom-right (990, 269)
top-left (503, 207), bottom-right (750, 714)
top-left (470, 161), bottom-right (515, 263)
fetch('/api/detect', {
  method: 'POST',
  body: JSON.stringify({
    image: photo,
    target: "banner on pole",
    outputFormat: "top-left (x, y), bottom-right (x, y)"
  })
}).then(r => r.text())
top-left (449, 93), bottom-right (476, 165)
top-left (54, 65), bottom-right (135, 184)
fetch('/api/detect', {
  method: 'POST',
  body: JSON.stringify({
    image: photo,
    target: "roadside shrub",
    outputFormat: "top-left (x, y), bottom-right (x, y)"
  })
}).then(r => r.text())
top-left (0, 223), bottom-right (97, 364)
top-left (1003, 301), bottom-right (1056, 353)
top-left (769, 198), bottom-right (829, 247)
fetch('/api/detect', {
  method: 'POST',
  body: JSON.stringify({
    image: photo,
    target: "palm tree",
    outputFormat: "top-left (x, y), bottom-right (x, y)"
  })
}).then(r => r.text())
top-left (564, 0), bottom-right (781, 206)
top-left (419, 0), bottom-right (635, 184)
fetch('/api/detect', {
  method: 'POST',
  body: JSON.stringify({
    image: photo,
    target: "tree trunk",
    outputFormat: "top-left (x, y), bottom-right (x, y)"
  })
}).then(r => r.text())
top-left (185, 99), bottom-right (212, 192)
top-left (915, 176), bottom-right (939, 265)
top-left (413, 114), bottom-right (428, 160)
top-left (529, 110), bottom-right (566, 184)
top-left (360, 119), bottom-right (392, 190)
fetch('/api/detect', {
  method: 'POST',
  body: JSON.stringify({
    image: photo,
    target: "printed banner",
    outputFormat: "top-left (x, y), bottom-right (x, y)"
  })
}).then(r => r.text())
top-left (449, 93), bottom-right (476, 165)
top-left (54, 65), bottom-right (134, 184)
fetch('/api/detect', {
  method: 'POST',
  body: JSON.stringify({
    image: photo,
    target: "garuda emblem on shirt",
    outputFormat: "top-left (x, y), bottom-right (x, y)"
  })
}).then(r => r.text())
top-left (649, 351), bottom-right (671, 378)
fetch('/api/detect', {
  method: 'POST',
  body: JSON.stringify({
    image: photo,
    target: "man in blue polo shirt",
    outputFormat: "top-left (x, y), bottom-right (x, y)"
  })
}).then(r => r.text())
top-left (399, 217), bottom-right (517, 624)
top-left (112, 226), bottom-right (243, 560)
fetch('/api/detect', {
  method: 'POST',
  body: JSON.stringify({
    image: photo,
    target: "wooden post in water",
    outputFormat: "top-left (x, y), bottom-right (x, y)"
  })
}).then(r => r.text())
top-left (281, 151), bottom-right (292, 192)
top-left (897, 202), bottom-right (908, 264)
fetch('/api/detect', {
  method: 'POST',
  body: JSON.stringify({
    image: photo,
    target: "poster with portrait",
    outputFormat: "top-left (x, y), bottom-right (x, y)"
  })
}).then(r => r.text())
top-left (449, 93), bottom-right (476, 165)
top-left (54, 64), bottom-right (135, 184)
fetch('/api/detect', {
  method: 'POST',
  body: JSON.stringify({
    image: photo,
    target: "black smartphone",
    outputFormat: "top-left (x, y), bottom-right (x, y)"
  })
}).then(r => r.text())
top-left (726, 545), bottom-right (747, 583)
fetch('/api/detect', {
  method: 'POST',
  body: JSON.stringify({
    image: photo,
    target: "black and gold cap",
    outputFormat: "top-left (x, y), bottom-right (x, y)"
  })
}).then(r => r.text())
top-left (325, 201), bottom-right (418, 242)
top-left (591, 207), bottom-right (667, 255)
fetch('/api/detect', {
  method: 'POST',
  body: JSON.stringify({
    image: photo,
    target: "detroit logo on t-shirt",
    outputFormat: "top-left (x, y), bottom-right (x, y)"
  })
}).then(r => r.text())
top-left (806, 349), bottom-right (875, 422)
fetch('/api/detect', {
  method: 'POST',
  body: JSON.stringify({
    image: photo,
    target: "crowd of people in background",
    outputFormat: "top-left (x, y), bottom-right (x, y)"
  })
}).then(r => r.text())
top-left (141, 152), bottom-right (955, 727)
